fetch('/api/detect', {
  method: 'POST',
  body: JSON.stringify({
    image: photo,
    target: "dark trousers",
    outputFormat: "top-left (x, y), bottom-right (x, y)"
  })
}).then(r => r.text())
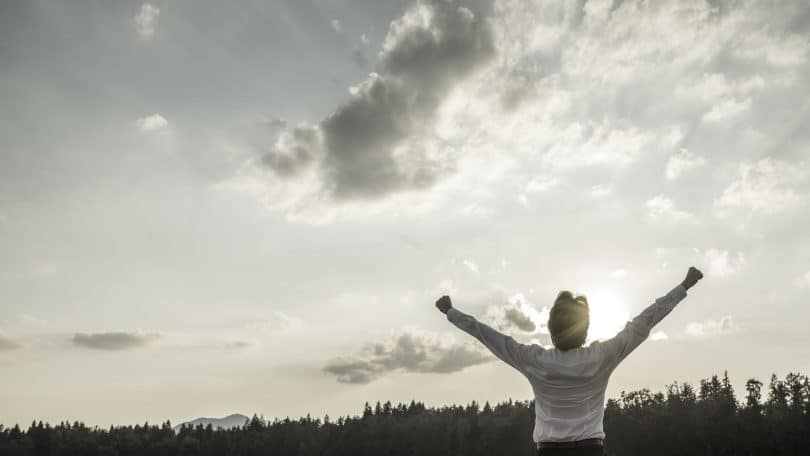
top-left (537, 445), bottom-right (605, 456)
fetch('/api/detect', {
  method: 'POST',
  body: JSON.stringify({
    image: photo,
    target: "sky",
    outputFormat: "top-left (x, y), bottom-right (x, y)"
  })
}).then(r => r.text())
top-left (2, 0), bottom-right (810, 428)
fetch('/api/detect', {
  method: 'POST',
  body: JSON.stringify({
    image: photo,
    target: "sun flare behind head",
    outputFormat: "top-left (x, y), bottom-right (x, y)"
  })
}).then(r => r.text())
top-left (584, 288), bottom-right (630, 343)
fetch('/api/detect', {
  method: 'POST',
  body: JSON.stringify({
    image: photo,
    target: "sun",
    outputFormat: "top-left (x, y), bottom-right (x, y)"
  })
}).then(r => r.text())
top-left (584, 288), bottom-right (630, 343)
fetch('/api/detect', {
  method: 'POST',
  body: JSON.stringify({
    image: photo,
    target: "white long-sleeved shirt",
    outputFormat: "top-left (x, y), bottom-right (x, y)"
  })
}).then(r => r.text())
top-left (446, 284), bottom-right (688, 443)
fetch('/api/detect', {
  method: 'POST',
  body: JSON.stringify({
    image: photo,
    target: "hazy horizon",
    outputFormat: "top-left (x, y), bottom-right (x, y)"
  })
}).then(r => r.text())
top-left (2, 0), bottom-right (810, 428)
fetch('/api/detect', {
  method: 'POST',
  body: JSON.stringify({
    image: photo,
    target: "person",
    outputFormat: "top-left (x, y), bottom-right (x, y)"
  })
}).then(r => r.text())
top-left (435, 266), bottom-right (704, 456)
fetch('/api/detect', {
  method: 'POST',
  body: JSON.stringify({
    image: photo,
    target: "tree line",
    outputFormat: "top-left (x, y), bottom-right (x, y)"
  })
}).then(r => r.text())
top-left (2, 371), bottom-right (808, 455)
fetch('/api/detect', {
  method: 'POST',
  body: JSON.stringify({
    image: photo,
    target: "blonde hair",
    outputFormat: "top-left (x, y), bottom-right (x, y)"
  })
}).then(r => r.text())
top-left (548, 291), bottom-right (589, 351)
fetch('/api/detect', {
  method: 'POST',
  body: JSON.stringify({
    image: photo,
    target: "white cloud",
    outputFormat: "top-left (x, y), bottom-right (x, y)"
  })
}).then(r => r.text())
top-left (650, 330), bottom-right (668, 341)
top-left (677, 73), bottom-right (733, 100)
top-left (223, 0), bottom-right (810, 225)
top-left (525, 175), bottom-right (559, 193)
top-left (666, 148), bottom-right (706, 181)
top-left (611, 269), bottom-right (627, 278)
top-left (462, 259), bottom-right (479, 273)
top-left (516, 194), bottom-right (529, 206)
top-left (675, 73), bottom-right (767, 101)
top-left (459, 203), bottom-right (492, 218)
top-left (590, 184), bottom-right (612, 198)
top-left (716, 158), bottom-right (806, 215)
top-left (134, 3), bottom-right (160, 38)
top-left (685, 316), bottom-right (737, 337)
top-left (704, 248), bottom-right (746, 277)
top-left (734, 24), bottom-right (810, 66)
top-left (136, 113), bottom-right (168, 132)
top-left (246, 311), bottom-right (302, 332)
top-left (702, 97), bottom-right (751, 122)
top-left (436, 279), bottom-right (459, 297)
top-left (646, 195), bottom-right (698, 225)
top-left (792, 270), bottom-right (810, 289)
top-left (541, 122), bottom-right (654, 170)
top-left (330, 19), bottom-right (343, 34)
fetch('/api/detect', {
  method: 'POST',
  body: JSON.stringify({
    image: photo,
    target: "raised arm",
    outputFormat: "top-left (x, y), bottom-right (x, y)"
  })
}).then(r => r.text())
top-left (600, 267), bottom-right (703, 368)
top-left (435, 296), bottom-right (540, 375)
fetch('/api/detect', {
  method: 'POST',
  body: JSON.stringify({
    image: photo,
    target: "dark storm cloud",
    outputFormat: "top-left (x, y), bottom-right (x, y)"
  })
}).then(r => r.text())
top-left (71, 331), bottom-right (158, 350)
top-left (261, 0), bottom-right (496, 200)
top-left (323, 330), bottom-right (490, 384)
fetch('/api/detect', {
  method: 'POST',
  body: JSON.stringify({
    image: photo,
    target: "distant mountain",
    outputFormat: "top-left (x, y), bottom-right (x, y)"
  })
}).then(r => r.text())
top-left (173, 413), bottom-right (249, 432)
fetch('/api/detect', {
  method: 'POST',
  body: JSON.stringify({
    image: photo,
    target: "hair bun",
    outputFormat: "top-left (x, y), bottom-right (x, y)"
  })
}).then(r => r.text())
top-left (556, 290), bottom-right (574, 301)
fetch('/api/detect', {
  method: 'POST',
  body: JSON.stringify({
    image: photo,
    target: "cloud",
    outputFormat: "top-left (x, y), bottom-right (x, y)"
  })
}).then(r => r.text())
top-left (793, 270), bottom-right (810, 289)
top-left (702, 97), bottom-right (751, 122)
top-left (462, 259), bottom-right (478, 273)
top-left (244, 0), bottom-right (496, 203)
top-left (136, 113), bottom-right (168, 132)
top-left (71, 331), bottom-right (159, 350)
top-left (541, 122), bottom-right (656, 171)
top-left (245, 311), bottom-right (302, 332)
top-left (261, 118), bottom-right (288, 129)
top-left (716, 158), bottom-right (806, 215)
top-left (222, 0), bottom-right (810, 224)
top-left (483, 293), bottom-right (546, 333)
top-left (650, 330), bottom-right (668, 341)
top-left (525, 175), bottom-right (559, 193)
top-left (134, 3), bottom-right (160, 38)
top-left (0, 332), bottom-right (22, 351)
top-left (666, 148), bottom-right (706, 180)
top-left (203, 340), bottom-right (254, 351)
top-left (222, 340), bottom-right (252, 350)
top-left (704, 248), bottom-right (746, 277)
top-left (646, 195), bottom-right (698, 224)
top-left (331, 19), bottom-right (343, 34)
top-left (323, 329), bottom-right (490, 384)
top-left (503, 307), bottom-right (536, 332)
top-left (459, 203), bottom-right (493, 218)
top-left (685, 316), bottom-right (737, 337)
top-left (611, 269), bottom-right (627, 278)
top-left (590, 184), bottom-right (612, 198)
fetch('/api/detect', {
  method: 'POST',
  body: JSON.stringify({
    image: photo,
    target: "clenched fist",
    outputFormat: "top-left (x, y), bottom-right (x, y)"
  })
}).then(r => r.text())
top-left (435, 295), bottom-right (452, 314)
top-left (681, 266), bottom-right (704, 290)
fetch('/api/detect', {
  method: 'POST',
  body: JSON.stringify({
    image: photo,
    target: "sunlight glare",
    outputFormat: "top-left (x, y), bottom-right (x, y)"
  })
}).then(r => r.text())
top-left (585, 288), bottom-right (630, 342)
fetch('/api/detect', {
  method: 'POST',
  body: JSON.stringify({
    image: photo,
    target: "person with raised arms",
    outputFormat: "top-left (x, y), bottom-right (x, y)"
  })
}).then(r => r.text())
top-left (436, 266), bottom-right (704, 456)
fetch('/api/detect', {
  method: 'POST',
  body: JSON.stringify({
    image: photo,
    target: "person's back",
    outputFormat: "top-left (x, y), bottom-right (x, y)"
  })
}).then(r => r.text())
top-left (527, 344), bottom-right (614, 442)
top-left (435, 266), bottom-right (704, 455)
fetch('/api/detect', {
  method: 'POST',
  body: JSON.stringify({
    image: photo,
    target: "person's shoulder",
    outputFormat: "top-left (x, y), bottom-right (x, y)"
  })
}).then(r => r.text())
top-left (582, 340), bottom-right (610, 357)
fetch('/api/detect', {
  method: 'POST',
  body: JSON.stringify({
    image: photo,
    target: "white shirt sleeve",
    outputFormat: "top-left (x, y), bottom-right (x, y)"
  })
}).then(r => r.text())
top-left (599, 283), bottom-right (688, 368)
top-left (446, 307), bottom-right (541, 375)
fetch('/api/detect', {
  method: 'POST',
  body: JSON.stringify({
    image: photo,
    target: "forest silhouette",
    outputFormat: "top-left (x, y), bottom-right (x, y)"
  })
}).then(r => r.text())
top-left (2, 371), bottom-right (808, 455)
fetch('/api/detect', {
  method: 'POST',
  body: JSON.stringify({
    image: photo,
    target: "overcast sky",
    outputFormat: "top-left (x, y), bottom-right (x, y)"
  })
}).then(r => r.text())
top-left (2, 0), bottom-right (810, 428)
